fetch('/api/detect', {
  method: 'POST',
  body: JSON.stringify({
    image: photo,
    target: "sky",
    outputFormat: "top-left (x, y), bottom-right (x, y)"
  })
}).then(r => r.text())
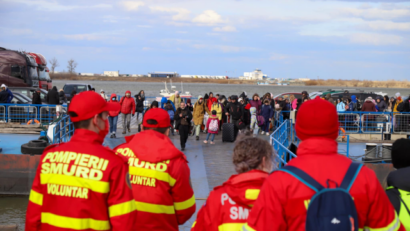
top-left (0, 0), bottom-right (409, 80)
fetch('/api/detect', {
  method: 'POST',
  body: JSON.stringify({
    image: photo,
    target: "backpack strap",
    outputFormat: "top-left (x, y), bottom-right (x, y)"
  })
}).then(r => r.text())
top-left (340, 162), bottom-right (363, 191)
top-left (279, 166), bottom-right (324, 192)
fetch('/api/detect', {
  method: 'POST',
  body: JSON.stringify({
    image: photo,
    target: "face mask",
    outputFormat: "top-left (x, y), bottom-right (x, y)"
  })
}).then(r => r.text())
top-left (95, 118), bottom-right (109, 142)
top-left (112, 97), bottom-right (116, 100)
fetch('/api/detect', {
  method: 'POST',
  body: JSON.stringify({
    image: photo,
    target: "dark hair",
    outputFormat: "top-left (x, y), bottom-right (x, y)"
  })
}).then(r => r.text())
top-left (252, 93), bottom-right (259, 100)
top-left (263, 99), bottom-right (269, 104)
top-left (150, 101), bottom-right (159, 108)
top-left (384, 95), bottom-right (389, 102)
top-left (143, 119), bottom-right (169, 134)
top-left (212, 110), bottom-right (217, 115)
top-left (233, 135), bottom-right (274, 173)
top-left (69, 112), bottom-right (103, 129)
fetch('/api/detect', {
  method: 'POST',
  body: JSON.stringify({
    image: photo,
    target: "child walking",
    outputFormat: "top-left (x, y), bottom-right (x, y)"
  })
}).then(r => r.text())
top-left (261, 100), bottom-right (273, 136)
top-left (250, 107), bottom-right (260, 136)
top-left (164, 100), bottom-right (175, 135)
top-left (204, 110), bottom-right (219, 144)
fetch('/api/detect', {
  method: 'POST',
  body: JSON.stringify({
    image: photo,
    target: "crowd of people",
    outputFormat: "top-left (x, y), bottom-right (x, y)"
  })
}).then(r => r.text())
top-left (25, 91), bottom-right (410, 231)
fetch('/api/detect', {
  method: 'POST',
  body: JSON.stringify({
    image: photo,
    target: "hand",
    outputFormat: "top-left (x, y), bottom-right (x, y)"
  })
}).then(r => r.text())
top-left (179, 114), bottom-right (183, 117)
top-left (225, 113), bottom-right (229, 116)
top-left (269, 118), bottom-right (271, 121)
top-left (132, 114), bottom-right (135, 117)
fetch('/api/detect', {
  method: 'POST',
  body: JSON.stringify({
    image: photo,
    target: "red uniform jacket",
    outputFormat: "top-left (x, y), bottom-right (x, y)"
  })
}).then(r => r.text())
top-left (244, 137), bottom-right (404, 231)
top-left (25, 129), bottom-right (138, 231)
top-left (109, 94), bottom-right (120, 117)
top-left (120, 92), bottom-right (136, 115)
top-left (192, 170), bottom-right (268, 231)
top-left (115, 130), bottom-right (196, 230)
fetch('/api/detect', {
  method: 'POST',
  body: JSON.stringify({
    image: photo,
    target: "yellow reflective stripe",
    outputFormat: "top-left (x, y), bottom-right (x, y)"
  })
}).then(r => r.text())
top-left (242, 223), bottom-right (256, 231)
top-left (386, 186), bottom-right (394, 190)
top-left (245, 189), bottom-right (260, 200)
top-left (361, 212), bottom-right (401, 231)
top-left (135, 201), bottom-right (175, 214)
top-left (41, 212), bottom-right (110, 230)
top-left (29, 190), bottom-right (43, 206)
top-left (40, 173), bottom-right (110, 194)
top-left (174, 194), bottom-right (196, 211)
top-left (192, 221), bottom-right (197, 228)
top-left (219, 223), bottom-right (245, 231)
top-left (109, 200), bottom-right (137, 218)
top-left (129, 166), bottom-right (176, 187)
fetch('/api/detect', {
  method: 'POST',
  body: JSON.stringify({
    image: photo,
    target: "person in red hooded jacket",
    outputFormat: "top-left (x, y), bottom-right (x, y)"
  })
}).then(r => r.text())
top-left (119, 90), bottom-right (136, 134)
top-left (25, 91), bottom-right (138, 231)
top-left (114, 108), bottom-right (196, 230)
top-left (243, 98), bottom-right (404, 231)
top-left (192, 135), bottom-right (274, 231)
top-left (108, 94), bottom-right (121, 138)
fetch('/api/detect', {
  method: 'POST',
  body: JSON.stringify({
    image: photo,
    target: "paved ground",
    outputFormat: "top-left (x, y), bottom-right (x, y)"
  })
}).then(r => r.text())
top-left (104, 128), bottom-right (272, 230)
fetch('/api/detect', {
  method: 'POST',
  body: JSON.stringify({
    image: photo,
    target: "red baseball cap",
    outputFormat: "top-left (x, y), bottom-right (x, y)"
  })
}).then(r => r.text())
top-left (68, 91), bottom-right (120, 122)
top-left (143, 108), bottom-right (171, 128)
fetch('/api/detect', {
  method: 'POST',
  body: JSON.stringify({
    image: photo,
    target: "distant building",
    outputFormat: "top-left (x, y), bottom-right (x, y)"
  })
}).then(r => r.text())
top-left (79, 73), bottom-right (94, 76)
top-left (104, 71), bottom-right (119, 77)
top-left (241, 69), bottom-right (265, 80)
top-left (298, 78), bottom-right (311, 81)
top-left (148, 72), bottom-right (179, 78)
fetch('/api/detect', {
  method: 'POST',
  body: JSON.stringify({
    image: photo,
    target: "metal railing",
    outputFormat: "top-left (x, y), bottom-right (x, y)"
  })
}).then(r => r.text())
top-left (271, 119), bottom-right (299, 168)
top-left (393, 113), bottom-right (410, 134)
top-left (52, 115), bottom-right (74, 144)
top-left (0, 103), bottom-right (67, 124)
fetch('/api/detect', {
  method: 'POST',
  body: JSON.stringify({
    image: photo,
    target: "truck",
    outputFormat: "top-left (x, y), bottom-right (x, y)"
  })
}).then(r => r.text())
top-left (0, 47), bottom-right (40, 88)
top-left (27, 52), bottom-right (52, 90)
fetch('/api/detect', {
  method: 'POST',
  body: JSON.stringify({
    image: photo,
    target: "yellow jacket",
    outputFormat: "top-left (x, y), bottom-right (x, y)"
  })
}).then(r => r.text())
top-left (210, 103), bottom-right (222, 120)
top-left (393, 98), bottom-right (403, 113)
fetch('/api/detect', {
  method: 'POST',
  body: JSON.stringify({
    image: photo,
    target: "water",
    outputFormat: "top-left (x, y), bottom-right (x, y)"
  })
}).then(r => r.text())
top-left (52, 80), bottom-right (409, 99)
top-left (0, 197), bottom-right (28, 230)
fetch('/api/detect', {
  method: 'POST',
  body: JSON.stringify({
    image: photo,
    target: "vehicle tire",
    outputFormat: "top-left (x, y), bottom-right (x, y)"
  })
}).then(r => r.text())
top-left (28, 140), bottom-right (48, 147)
top-left (21, 143), bottom-right (46, 155)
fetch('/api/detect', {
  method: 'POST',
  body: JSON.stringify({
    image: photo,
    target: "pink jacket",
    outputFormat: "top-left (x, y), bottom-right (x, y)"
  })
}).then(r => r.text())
top-left (292, 99), bottom-right (298, 110)
top-left (206, 116), bottom-right (220, 134)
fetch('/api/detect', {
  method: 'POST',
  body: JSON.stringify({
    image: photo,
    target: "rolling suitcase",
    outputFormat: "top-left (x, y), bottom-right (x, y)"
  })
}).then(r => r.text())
top-left (222, 118), bottom-right (235, 142)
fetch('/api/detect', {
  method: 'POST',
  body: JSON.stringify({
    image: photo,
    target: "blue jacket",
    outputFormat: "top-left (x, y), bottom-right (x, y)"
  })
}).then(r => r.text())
top-left (160, 97), bottom-right (175, 111)
top-left (6, 88), bottom-right (13, 103)
top-left (337, 102), bottom-right (346, 112)
top-left (261, 104), bottom-right (274, 120)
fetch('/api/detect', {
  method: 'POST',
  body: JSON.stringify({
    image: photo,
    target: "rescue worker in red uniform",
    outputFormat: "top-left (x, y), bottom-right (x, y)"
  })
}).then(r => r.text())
top-left (191, 135), bottom-right (274, 231)
top-left (26, 91), bottom-right (138, 231)
top-left (243, 98), bottom-right (404, 231)
top-left (115, 108), bottom-right (196, 230)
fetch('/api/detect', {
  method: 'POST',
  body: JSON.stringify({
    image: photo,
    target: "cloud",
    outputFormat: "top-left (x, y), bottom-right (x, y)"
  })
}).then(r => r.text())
top-left (120, 1), bottom-right (145, 11)
top-left (192, 44), bottom-right (243, 53)
top-left (150, 6), bottom-right (191, 21)
top-left (63, 34), bottom-right (99, 41)
top-left (365, 21), bottom-right (410, 31)
top-left (10, 29), bottom-right (33, 35)
top-left (213, 26), bottom-right (237, 32)
top-left (349, 33), bottom-right (403, 46)
top-left (339, 7), bottom-right (410, 20)
top-left (192, 10), bottom-right (224, 25)
top-left (270, 53), bottom-right (289, 60)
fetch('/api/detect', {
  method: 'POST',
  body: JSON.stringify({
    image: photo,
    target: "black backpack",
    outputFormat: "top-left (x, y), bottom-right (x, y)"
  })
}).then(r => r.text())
top-left (279, 163), bottom-right (363, 231)
top-left (397, 102), bottom-right (404, 112)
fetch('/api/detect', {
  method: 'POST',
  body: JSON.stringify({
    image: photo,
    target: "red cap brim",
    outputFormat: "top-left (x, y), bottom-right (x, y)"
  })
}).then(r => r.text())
top-left (103, 102), bottom-right (120, 112)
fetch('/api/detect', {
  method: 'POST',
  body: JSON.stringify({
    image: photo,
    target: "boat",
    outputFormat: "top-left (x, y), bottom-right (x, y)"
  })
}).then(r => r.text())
top-left (159, 80), bottom-right (191, 98)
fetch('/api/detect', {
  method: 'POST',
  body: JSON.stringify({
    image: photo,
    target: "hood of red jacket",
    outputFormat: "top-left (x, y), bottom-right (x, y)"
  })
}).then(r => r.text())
top-left (244, 103), bottom-right (251, 110)
top-left (110, 93), bottom-right (118, 102)
top-left (125, 90), bottom-right (131, 95)
top-left (222, 170), bottom-right (268, 209)
top-left (125, 130), bottom-right (186, 162)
